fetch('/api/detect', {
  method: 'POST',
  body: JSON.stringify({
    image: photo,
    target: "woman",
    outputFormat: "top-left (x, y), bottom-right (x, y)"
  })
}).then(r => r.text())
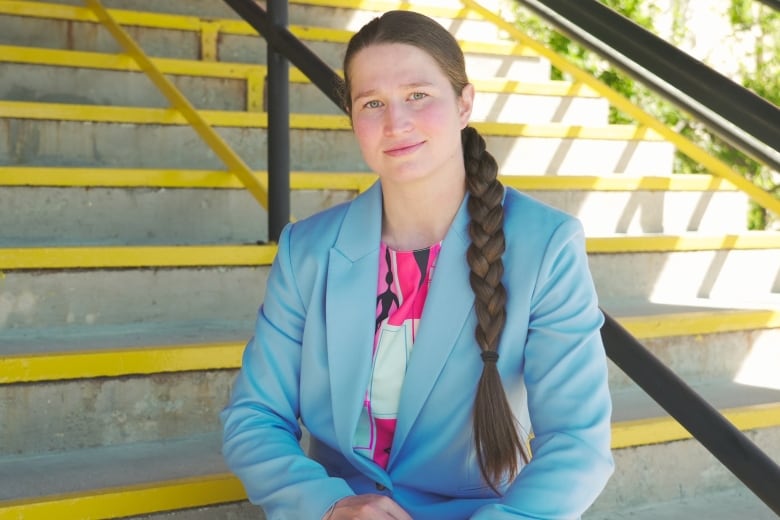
top-left (221, 10), bottom-right (614, 520)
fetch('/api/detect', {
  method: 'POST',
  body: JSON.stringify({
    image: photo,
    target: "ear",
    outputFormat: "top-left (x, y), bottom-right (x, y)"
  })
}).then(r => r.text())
top-left (457, 83), bottom-right (475, 129)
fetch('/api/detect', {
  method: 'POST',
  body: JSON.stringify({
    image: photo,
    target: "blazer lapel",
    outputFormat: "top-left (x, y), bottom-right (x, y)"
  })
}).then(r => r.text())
top-left (388, 195), bottom-right (475, 468)
top-left (326, 182), bottom-right (383, 461)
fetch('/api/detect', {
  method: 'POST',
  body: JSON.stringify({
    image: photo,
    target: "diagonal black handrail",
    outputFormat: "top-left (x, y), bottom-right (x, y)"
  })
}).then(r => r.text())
top-left (222, 0), bottom-right (345, 112)
top-left (758, 0), bottom-right (780, 10)
top-left (601, 312), bottom-right (780, 515)
top-left (516, 0), bottom-right (780, 173)
top-left (221, 0), bottom-right (780, 515)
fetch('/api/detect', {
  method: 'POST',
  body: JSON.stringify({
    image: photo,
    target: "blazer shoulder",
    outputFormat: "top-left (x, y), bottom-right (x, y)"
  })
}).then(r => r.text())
top-left (503, 186), bottom-right (582, 236)
top-left (285, 197), bottom-right (351, 254)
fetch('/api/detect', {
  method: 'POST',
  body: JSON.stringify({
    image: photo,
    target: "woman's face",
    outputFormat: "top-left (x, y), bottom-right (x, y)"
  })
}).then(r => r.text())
top-left (347, 43), bottom-right (474, 189)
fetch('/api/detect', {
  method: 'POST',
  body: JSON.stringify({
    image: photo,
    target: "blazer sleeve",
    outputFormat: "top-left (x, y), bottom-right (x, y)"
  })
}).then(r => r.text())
top-left (220, 223), bottom-right (355, 519)
top-left (472, 217), bottom-right (614, 519)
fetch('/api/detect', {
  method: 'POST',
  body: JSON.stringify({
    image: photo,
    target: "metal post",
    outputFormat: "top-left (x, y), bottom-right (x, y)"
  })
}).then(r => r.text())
top-left (267, 0), bottom-right (290, 242)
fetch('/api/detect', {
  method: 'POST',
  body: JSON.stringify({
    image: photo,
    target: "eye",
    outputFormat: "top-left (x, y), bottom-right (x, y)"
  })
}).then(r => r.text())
top-left (364, 99), bottom-right (383, 109)
top-left (410, 92), bottom-right (428, 101)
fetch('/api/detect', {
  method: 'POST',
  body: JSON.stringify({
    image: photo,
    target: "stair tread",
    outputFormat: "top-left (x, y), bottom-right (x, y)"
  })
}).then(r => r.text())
top-left (0, 320), bottom-right (253, 356)
top-left (0, 99), bottom-right (649, 135)
top-left (0, 389), bottom-right (777, 503)
top-left (584, 487), bottom-right (778, 520)
top-left (0, 433), bottom-right (226, 502)
top-left (3, 299), bottom-right (779, 357)
top-left (611, 379), bottom-right (780, 423)
top-left (0, 43), bottom-right (588, 96)
top-left (0, 0), bottom-right (533, 55)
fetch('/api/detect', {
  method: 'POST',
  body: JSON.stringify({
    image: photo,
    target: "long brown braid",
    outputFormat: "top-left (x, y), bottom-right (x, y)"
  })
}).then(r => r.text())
top-left (342, 11), bottom-right (528, 492)
top-left (463, 125), bottom-right (529, 491)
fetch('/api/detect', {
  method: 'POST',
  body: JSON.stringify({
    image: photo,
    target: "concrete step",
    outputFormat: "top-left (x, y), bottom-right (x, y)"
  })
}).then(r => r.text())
top-left (0, 368), bottom-right (235, 457)
top-left (0, 49), bottom-right (608, 124)
top-left (0, 256), bottom-right (270, 330)
top-left (594, 387), bottom-right (780, 517)
top-left (2, 304), bottom-right (778, 455)
top-left (586, 480), bottom-right (778, 519)
top-left (606, 303), bottom-right (780, 393)
top-left (0, 2), bottom-right (551, 80)
top-left (588, 234), bottom-right (780, 303)
top-left (0, 173), bottom-right (749, 245)
top-left (0, 392), bottom-right (776, 518)
top-left (0, 102), bottom-right (674, 174)
top-left (17, 0), bottom-right (510, 40)
top-left (0, 433), bottom-right (241, 515)
top-left (3, 236), bottom-right (779, 329)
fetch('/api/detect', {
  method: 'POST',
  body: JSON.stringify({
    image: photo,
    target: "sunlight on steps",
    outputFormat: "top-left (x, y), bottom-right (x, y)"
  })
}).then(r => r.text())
top-left (1, 0), bottom-right (778, 517)
top-left (735, 334), bottom-right (780, 391)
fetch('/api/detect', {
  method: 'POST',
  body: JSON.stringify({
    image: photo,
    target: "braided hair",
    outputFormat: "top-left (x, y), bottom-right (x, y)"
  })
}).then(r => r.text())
top-left (342, 10), bottom-right (529, 492)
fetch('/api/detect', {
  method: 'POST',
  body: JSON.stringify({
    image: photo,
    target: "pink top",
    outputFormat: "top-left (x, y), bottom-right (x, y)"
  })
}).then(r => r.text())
top-left (353, 241), bottom-right (442, 468)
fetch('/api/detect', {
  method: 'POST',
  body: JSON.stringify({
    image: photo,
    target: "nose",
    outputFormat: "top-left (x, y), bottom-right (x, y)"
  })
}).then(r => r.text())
top-left (383, 102), bottom-right (412, 136)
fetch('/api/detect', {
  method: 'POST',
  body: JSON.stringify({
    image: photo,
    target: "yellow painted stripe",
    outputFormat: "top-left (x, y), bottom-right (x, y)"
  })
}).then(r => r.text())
top-left (0, 1), bottom-right (203, 30)
top-left (0, 44), bottom-right (264, 79)
top-left (619, 309), bottom-right (780, 339)
top-left (0, 342), bottom-right (244, 384)
top-left (0, 408), bottom-right (775, 517)
top-left (2, 233), bottom-right (778, 271)
top-left (471, 121), bottom-right (664, 140)
top-left (0, 166), bottom-right (377, 190)
top-left (3, 309), bottom-right (779, 383)
top-left (587, 233), bottom-right (780, 253)
top-left (500, 174), bottom-right (737, 191)
top-left (611, 402), bottom-right (780, 449)
top-left (0, 473), bottom-right (245, 520)
top-left (0, 245), bottom-right (277, 269)
top-left (471, 78), bottom-right (600, 97)
top-left (4, 45), bottom-right (592, 97)
top-left (0, 167), bottom-right (738, 192)
top-left (0, 1), bottom-right (533, 57)
top-left (0, 100), bottom-right (664, 139)
top-left (289, 0), bottom-right (480, 19)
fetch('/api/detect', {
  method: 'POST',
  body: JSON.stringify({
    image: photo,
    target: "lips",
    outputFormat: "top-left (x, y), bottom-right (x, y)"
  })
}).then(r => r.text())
top-left (383, 141), bottom-right (425, 157)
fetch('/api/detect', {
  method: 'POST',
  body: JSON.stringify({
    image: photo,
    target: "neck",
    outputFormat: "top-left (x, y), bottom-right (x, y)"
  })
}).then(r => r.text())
top-left (380, 177), bottom-right (466, 251)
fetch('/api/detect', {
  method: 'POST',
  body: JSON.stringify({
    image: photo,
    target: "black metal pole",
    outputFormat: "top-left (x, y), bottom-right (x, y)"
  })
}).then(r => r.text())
top-left (267, 0), bottom-right (290, 243)
top-left (601, 311), bottom-right (780, 515)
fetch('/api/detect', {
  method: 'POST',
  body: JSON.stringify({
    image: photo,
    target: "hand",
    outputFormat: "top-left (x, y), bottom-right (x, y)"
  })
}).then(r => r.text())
top-left (324, 494), bottom-right (413, 520)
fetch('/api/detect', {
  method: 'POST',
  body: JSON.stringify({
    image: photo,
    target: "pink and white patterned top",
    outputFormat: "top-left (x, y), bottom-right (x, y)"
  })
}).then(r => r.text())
top-left (353, 241), bottom-right (442, 468)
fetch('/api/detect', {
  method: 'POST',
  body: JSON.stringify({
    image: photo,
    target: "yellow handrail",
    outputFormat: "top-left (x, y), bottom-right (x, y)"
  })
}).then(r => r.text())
top-left (84, 0), bottom-right (269, 210)
top-left (463, 0), bottom-right (780, 217)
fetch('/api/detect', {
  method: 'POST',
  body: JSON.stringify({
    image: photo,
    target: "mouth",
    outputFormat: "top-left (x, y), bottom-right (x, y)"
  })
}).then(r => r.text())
top-left (383, 141), bottom-right (425, 157)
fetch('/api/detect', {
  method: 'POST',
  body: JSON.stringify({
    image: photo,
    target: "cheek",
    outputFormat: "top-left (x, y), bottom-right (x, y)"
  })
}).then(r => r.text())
top-left (417, 103), bottom-right (458, 130)
top-left (352, 117), bottom-right (378, 148)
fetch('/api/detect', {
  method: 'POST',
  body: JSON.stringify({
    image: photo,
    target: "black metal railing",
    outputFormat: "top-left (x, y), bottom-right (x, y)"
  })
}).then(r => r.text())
top-left (221, 0), bottom-right (780, 514)
top-left (516, 0), bottom-right (780, 173)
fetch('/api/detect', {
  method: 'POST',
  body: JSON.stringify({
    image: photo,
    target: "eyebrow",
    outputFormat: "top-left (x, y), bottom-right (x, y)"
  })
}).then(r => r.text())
top-left (352, 82), bottom-right (436, 102)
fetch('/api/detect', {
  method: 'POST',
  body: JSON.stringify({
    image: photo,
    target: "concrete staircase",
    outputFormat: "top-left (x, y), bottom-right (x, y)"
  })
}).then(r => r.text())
top-left (0, 0), bottom-right (778, 518)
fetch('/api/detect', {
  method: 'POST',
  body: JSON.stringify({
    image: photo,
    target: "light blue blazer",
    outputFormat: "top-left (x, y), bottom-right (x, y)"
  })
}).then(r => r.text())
top-left (221, 181), bottom-right (614, 519)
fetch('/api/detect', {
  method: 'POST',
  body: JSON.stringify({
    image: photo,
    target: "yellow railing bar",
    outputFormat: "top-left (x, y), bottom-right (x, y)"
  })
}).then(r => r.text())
top-left (83, 0), bottom-right (268, 210)
top-left (462, 0), bottom-right (780, 217)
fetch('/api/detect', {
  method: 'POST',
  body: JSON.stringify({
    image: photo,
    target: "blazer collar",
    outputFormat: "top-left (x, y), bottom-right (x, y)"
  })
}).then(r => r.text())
top-left (388, 193), bottom-right (473, 469)
top-left (325, 182), bottom-right (384, 477)
top-left (325, 182), bottom-right (476, 476)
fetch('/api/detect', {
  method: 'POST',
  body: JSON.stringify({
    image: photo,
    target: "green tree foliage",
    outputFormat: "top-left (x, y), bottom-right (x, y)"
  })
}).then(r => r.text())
top-left (512, 0), bottom-right (778, 228)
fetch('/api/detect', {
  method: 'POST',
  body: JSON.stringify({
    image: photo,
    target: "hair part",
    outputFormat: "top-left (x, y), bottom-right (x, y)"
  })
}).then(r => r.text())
top-left (344, 11), bottom-right (529, 491)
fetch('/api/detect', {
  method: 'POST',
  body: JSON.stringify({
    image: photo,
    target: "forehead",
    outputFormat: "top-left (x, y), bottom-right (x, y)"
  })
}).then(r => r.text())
top-left (348, 43), bottom-right (448, 92)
